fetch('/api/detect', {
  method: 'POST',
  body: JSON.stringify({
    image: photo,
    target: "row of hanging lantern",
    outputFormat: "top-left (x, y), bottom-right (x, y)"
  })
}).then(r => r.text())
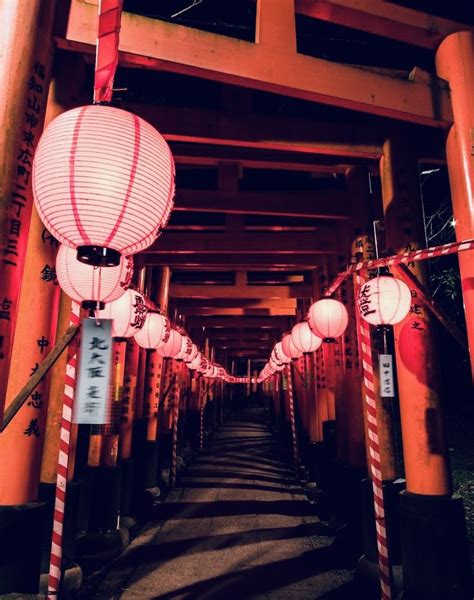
top-left (258, 274), bottom-right (412, 382)
top-left (30, 102), bottom-right (249, 383)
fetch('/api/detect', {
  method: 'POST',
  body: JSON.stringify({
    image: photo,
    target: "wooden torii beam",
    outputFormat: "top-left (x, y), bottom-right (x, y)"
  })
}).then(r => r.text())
top-left (170, 283), bottom-right (313, 300)
top-left (141, 253), bottom-right (327, 269)
top-left (173, 189), bottom-right (348, 220)
top-left (186, 316), bottom-right (290, 329)
top-left (61, 0), bottom-right (453, 127)
top-left (148, 231), bottom-right (335, 254)
top-left (293, 0), bottom-right (474, 50)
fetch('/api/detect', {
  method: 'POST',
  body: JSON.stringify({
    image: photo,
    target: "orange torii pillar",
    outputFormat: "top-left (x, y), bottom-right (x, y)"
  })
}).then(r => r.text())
top-left (141, 266), bottom-right (170, 498)
top-left (436, 33), bottom-right (474, 385)
top-left (0, 8), bottom-right (70, 590)
top-left (381, 138), bottom-right (471, 599)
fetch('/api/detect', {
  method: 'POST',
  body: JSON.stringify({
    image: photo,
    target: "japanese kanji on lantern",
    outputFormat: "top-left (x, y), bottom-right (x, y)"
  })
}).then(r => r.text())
top-left (97, 288), bottom-right (148, 338)
top-left (156, 328), bottom-right (182, 358)
top-left (134, 311), bottom-right (171, 350)
top-left (32, 104), bottom-right (175, 267)
top-left (357, 275), bottom-right (412, 327)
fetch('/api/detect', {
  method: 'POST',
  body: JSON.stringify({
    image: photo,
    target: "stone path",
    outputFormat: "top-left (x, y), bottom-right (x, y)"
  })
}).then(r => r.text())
top-left (84, 410), bottom-right (354, 599)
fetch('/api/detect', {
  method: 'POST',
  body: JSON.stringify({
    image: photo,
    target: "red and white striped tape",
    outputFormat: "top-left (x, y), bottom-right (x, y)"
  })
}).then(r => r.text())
top-left (285, 365), bottom-right (299, 475)
top-left (326, 239), bottom-right (474, 297)
top-left (94, 0), bottom-right (123, 103)
top-left (356, 273), bottom-right (392, 600)
top-left (47, 301), bottom-right (81, 597)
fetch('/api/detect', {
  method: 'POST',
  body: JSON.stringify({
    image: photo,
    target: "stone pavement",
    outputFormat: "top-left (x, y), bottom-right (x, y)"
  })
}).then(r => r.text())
top-left (84, 410), bottom-right (355, 599)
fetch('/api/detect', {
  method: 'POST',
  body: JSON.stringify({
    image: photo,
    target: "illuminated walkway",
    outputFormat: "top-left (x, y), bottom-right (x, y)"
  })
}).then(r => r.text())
top-left (85, 409), bottom-right (354, 599)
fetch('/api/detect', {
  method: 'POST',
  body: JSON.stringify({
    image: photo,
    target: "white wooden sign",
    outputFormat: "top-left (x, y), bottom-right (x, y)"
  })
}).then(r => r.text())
top-left (379, 353), bottom-right (395, 398)
top-left (73, 318), bottom-right (113, 424)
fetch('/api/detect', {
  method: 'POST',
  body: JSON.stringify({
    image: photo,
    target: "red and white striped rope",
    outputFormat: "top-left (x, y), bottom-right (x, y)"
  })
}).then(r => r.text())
top-left (326, 238), bottom-right (474, 297)
top-left (47, 301), bottom-right (81, 597)
top-left (170, 372), bottom-right (180, 487)
top-left (356, 273), bottom-right (392, 600)
top-left (286, 365), bottom-right (299, 475)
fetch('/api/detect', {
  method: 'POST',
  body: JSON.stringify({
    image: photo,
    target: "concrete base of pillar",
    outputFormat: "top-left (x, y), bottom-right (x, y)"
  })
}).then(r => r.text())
top-left (400, 490), bottom-right (472, 599)
top-left (0, 501), bottom-right (45, 594)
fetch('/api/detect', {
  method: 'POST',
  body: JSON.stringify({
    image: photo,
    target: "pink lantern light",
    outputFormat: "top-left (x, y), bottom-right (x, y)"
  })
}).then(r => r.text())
top-left (274, 341), bottom-right (291, 364)
top-left (308, 298), bottom-right (348, 341)
top-left (33, 105), bottom-right (175, 266)
top-left (188, 353), bottom-right (202, 371)
top-left (56, 243), bottom-right (132, 309)
top-left (156, 329), bottom-right (182, 358)
top-left (175, 335), bottom-right (193, 361)
top-left (281, 334), bottom-right (303, 360)
top-left (291, 321), bottom-right (322, 354)
top-left (97, 288), bottom-right (147, 338)
top-left (184, 343), bottom-right (199, 364)
top-left (134, 312), bottom-right (171, 350)
top-left (358, 275), bottom-right (412, 326)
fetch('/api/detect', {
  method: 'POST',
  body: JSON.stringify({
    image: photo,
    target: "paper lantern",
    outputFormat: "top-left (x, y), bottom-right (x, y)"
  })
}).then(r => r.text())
top-left (291, 321), bottom-right (323, 353)
top-left (175, 335), bottom-right (193, 361)
top-left (156, 329), bottom-right (182, 358)
top-left (308, 298), bottom-right (348, 340)
top-left (97, 288), bottom-right (147, 338)
top-left (134, 312), bottom-right (171, 349)
top-left (281, 333), bottom-right (303, 360)
top-left (274, 341), bottom-right (291, 364)
top-left (184, 343), bottom-right (199, 364)
top-left (188, 353), bottom-right (202, 370)
top-left (33, 105), bottom-right (175, 266)
top-left (358, 275), bottom-right (412, 326)
top-left (56, 243), bottom-right (132, 308)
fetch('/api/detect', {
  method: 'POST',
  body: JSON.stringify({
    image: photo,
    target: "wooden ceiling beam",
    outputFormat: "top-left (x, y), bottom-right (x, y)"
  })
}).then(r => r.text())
top-left (170, 283), bottom-right (312, 300)
top-left (62, 1), bottom-right (452, 127)
top-left (174, 189), bottom-right (348, 220)
top-left (294, 0), bottom-right (474, 50)
top-left (179, 307), bottom-right (295, 316)
top-left (171, 298), bottom-right (297, 309)
top-left (131, 103), bottom-right (446, 164)
top-left (186, 316), bottom-right (290, 329)
top-left (148, 231), bottom-right (334, 254)
top-left (141, 253), bottom-right (326, 269)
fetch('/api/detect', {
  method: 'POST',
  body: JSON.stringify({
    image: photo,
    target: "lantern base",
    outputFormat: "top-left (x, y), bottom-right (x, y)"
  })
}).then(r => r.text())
top-left (77, 245), bottom-right (121, 267)
top-left (82, 300), bottom-right (106, 311)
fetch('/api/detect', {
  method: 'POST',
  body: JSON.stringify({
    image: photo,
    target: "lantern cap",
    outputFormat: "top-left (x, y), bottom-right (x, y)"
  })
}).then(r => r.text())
top-left (82, 300), bottom-right (105, 311)
top-left (77, 245), bottom-right (121, 267)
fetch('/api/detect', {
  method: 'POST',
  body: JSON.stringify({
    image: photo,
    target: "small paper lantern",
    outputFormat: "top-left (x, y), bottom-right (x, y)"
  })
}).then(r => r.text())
top-left (308, 298), bottom-right (348, 340)
top-left (358, 275), bottom-right (412, 326)
top-left (33, 105), bottom-right (175, 266)
top-left (56, 243), bottom-right (132, 308)
top-left (184, 343), bottom-right (199, 364)
top-left (291, 321), bottom-right (322, 353)
top-left (274, 341), bottom-right (291, 364)
top-left (281, 333), bottom-right (303, 360)
top-left (175, 335), bottom-right (193, 361)
top-left (156, 329), bottom-right (182, 358)
top-left (97, 288), bottom-right (147, 338)
top-left (188, 353), bottom-right (202, 370)
top-left (134, 312), bottom-right (171, 349)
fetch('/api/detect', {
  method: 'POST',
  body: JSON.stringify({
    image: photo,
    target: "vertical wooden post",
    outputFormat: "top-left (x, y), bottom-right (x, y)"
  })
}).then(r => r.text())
top-left (0, 0), bottom-right (55, 421)
top-left (256, 0), bottom-right (296, 52)
top-left (436, 33), bottom-right (474, 384)
top-left (381, 138), bottom-right (450, 495)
